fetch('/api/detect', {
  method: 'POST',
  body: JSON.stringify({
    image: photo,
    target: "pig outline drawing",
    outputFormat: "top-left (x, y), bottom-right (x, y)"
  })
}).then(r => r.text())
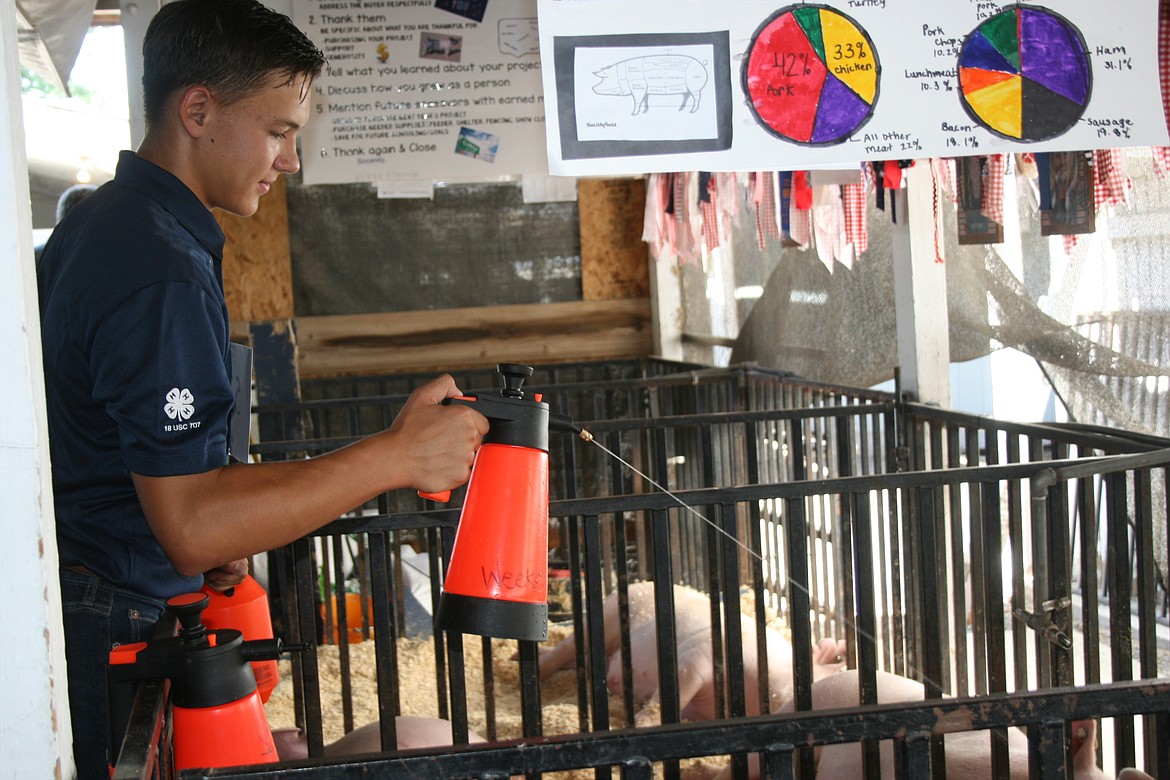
top-left (591, 54), bottom-right (710, 115)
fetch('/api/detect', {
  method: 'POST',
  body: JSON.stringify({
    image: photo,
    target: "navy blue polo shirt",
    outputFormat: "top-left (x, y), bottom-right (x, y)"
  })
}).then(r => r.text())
top-left (38, 151), bottom-right (234, 599)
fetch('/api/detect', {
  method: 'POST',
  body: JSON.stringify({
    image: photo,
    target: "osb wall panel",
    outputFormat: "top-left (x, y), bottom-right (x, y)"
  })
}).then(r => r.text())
top-left (578, 178), bottom-right (650, 301)
top-left (217, 176), bottom-right (295, 322)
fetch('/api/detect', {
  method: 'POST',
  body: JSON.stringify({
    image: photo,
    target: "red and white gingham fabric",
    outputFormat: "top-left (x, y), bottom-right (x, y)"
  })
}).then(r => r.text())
top-left (644, 172), bottom-right (742, 263)
top-left (679, 173), bottom-right (705, 265)
top-left (661, 173), bottom-right (676, 257)
top-left (700, 175), bottom-right (720, 252)
top-left (1154, 147), bottom-right (1170, 178)
top-left (749, 173), bottom-right (763, 247)
top-left (932, 157), bottom-right (958, 205)
top-left (980, 154), bottom-right (1006, 225)
top-left (1092, 149), bottom-right (1132, 210)
top-left (1162, 0), bottom-right (1170, 130)
top-left (716, 173), bottom-right (740, 234)
top-left (652, 173), bottom-right (676, 260)
top-left (752, 172), bottom-right (779, 249)
top-left (842, 181), bottom-right (868, 258)
top-left (1157, 0), bottom-right (1170, 176)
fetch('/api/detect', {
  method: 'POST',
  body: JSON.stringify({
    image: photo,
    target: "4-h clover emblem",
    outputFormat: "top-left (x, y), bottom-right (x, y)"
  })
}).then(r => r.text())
top-left (164, 388), bottom-right (195, 421)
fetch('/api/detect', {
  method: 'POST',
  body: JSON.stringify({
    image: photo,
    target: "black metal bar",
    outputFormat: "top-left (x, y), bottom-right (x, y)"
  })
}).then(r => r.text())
top-left (963, 428), bottom-right (983, 697)
top-left (564, 514), bottom-right (589, 734)
top-left (430, 525), bottom-right (451, 722)
top-left (897, 732), bottom-right (933, 780)
top-left (1132, 468), bottom-right (1161, 775)
top-left (783, 492), bottom-right (816, 780)
top-left (761, 744), bottom-right (795, 780)
top-left (980, 481), bottom-right (1010, 780)
top-left (1004, 433), bottom-right (1029, 695)
top-left (1047, 442), bottom-right (1075, 689)
top-left (913, 486), bottom-right (947, 775)
top-left (367, 531), bottom-right (399, 752)
top-left (619, 756), bottom-right (653, 780)
top-left (928, 424), bottom-right (952, 700)
top-left (1033, 720), bottom-right (1070, 779)
top-left (582, 514), bottom-right (614, 732)
top-left (443, 627), bottom-right (470, 748)
top-left (292, 535), bottom-right (326, 758)
top-left (742, 422), bottom-right (770, 721)
top-left (701, 426), bottom-right (727, 723)
top-left (719, 502), bottom-right (748, 779)
top-left (329, 534), bottom-right (354, 735)
top-left (481, 636), bottom-right (497, 745)
top-left (580, 514), bottom-right (611, 780)
top-left (850, 493), bottom-right (882, 779)
top-left (518, 640), bottom-right (543, 744)
top-left (650, 506), bottom-right (681, 780)
top-left (1076, 475), bottom-right (1102, 690)
top-left (1107, 471), bottom-right (1137, 771)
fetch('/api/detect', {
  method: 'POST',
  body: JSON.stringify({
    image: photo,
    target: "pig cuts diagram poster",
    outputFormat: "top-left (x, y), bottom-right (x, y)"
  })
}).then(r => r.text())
top-left (537, 0), bottom-right (1168, 176)
top-left (555, 32), bottom-right (734, 160)
top-left (293, 0), bottom-right (549, 184)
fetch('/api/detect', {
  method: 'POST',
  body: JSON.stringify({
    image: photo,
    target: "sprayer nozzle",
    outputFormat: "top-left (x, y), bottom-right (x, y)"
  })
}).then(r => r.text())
top-left (578, 429), bottom-right (593, 442)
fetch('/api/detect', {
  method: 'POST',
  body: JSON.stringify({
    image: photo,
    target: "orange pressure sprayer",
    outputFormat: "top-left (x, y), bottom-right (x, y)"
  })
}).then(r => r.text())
top-left (107, 592), bottom-right (303, 772)
top-left (199, 574), bottom-right (280, 702)
top-left (424, 363), bottom-right (585, 642)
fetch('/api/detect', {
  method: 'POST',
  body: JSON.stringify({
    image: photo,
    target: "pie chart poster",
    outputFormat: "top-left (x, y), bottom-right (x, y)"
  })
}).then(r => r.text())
top-left (536, 0), bottom-right (1167, 176)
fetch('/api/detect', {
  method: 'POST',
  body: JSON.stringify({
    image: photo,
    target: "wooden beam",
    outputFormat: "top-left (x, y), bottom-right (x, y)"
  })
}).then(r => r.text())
top-left (270, 299), bottom-right (653, 377)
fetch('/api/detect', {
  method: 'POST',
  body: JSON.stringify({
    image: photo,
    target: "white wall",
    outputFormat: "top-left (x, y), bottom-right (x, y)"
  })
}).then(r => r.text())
top-left (1, 2), bottom-right (74, 777)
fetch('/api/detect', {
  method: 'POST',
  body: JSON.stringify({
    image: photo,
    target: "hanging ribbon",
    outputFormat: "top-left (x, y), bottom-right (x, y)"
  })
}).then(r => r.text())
top-left (779, 171), bottom-right (792, 237)
top-left (1035, 153), bottom-right (1052, 211)
top-left (792, 170), bottom-right (813, 210)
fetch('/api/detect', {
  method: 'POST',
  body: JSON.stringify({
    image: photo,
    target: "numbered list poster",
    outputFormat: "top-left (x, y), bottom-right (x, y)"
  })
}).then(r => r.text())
top-left (294, 0), bottom-right (548, 184)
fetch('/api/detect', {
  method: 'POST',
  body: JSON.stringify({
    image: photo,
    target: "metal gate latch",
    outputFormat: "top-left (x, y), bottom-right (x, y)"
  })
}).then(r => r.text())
top-left (1012, 598), bottom-right (1073, 650)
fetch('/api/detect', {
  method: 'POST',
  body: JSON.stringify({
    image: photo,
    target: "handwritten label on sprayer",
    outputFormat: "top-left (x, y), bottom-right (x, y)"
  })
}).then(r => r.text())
top-left (481, 563), bottom-right (545, 595)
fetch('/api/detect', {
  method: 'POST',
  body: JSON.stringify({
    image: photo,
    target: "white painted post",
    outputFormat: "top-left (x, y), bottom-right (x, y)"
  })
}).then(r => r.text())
top-left (120, 0), bottom-right (162, 149)
top-left (649, 254), bottom-right (684, 362)
top-left (0, 3), bottom-right (74, 777)
top-left (891, 161), bottom-right (951, 407)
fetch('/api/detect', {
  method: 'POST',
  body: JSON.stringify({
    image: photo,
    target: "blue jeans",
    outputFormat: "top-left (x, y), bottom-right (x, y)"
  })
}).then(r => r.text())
top-left (60, 569), bottom-right (165, 780)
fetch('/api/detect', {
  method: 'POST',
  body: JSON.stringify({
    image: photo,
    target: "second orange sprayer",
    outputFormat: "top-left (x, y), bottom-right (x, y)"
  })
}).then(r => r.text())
top-left (429, 363), bottom-right (581, 642)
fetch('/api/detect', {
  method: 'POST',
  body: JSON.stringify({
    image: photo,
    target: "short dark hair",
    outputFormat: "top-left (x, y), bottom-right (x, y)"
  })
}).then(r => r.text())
top-left (56, 184), bottom-right (97, 223)
top-left (142, 0), bottom-right (326, 128)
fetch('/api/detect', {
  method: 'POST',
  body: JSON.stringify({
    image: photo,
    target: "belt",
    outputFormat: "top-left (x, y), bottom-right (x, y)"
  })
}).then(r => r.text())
top-left (64, 564), bottom-right (94, 576)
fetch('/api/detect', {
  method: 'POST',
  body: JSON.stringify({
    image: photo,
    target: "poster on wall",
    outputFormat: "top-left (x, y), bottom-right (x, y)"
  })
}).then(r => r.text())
top-left (293, 0), bottom-right (548, 184)
top-left (537, 0), bottom-right (1169, 176)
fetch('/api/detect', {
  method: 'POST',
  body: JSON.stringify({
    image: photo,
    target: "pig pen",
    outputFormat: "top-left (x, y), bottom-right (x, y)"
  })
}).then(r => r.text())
top-left (111, 366), bottom-right (1170, 779)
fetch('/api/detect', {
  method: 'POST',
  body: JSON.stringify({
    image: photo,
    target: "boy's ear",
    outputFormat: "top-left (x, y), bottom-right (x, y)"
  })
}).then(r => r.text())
top-left (177, 85), bottom-right (213, 137)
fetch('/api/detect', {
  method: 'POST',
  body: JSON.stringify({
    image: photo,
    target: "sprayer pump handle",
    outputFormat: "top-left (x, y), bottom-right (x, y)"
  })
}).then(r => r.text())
top-left (167, 592), bottom-right (210, 639)
top-left (497, 363), bottom-right (534, 398)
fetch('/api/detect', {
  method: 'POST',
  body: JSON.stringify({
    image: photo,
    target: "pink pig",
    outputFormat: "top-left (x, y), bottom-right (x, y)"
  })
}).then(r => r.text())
top-left (697, 670), bottom-right (1154, 780)
top-left (540, 581), bottom-right (847, 726)
top-left (271, 715), bottom-right (486, 761)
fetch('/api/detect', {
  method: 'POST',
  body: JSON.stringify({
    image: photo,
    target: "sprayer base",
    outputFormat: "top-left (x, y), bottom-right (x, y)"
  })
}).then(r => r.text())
top-left (435, 592), bottom-right (548, 642)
